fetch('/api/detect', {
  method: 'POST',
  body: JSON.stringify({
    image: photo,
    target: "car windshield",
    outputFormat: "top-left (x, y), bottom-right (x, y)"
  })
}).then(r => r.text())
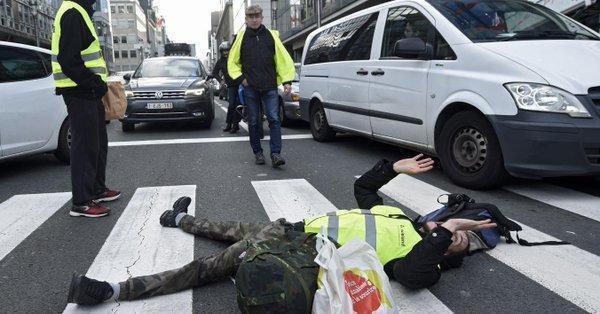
top-left (133, 58), bottom-right (202, 78)
top-left (427, 0), bottom-right (600, 42)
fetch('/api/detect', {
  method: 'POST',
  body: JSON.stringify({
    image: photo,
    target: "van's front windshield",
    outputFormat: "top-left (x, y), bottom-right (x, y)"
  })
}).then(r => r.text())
top-left (427, 0), bottom-right (600, 42)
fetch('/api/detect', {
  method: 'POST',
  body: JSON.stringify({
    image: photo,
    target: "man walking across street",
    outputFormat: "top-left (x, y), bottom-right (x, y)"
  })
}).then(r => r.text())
top-left (212, 42), bottom-right (241, 134)
top-left (51, 0), bottom-right (120, 218)
top-left (66, 155), bottom-right (498, 305)
top-left (228, 5), bottom-right (296, 167)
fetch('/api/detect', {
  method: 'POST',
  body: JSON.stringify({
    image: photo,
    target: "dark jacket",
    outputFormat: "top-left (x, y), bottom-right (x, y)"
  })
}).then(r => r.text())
top-left (239, 25), bottom-right (278, 90)
top-left (353, 160), bottom-right (456, 289)
top-left (55, 0), bottom-right (107, 100)
top-left (212, 56), bottom-right (235, 86)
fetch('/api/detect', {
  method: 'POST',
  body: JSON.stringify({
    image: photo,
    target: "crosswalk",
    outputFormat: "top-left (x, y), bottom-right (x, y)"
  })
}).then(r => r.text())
top-left (1, 176), bottom-right (599, 313)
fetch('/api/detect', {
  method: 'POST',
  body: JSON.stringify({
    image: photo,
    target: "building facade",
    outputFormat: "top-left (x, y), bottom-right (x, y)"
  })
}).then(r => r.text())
top-left (0, 0), bottom-right (59, 48)
top-left (110, 0), bottom-right (146, 72)
top-left (92, 0), bottom-right (115, 73)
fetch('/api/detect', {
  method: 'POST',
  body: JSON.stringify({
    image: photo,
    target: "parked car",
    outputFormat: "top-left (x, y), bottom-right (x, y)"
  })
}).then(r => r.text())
top-left (121, 57), bottom-right (215, 131)
top-left (299, 0), bottom-right (600, 189)
top-left (277, 63), bottom-right (302, 126)
top-left (109, 71), bottom-right (135, 84)
top-left (0, 41), bottom-right (70, 163)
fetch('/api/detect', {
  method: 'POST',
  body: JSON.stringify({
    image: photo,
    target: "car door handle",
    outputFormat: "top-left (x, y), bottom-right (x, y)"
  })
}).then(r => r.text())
top-left (371, 69), bottom-right (385, 76)
top-left (356, 69), bottom-right (369, 76)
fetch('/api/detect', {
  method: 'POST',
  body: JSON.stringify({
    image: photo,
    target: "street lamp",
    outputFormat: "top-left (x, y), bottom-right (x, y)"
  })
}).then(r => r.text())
top-left (28, 0), bottom-right (40, 47)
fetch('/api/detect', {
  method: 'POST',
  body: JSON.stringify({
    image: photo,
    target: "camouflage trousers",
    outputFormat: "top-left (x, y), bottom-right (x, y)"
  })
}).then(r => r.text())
top-left (117, 215), bottom-right (291, 301)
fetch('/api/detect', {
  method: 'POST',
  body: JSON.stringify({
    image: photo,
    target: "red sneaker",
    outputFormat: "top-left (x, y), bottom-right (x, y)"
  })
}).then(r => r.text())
top-left (70, 201), bottom-right (110, 218)
top-left (93, 189), bottom-right (121, 202)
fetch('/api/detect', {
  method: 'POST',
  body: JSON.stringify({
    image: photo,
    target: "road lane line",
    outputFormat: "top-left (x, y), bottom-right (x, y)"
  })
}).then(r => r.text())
top-left (64, 185), bottom-right (196, 313)
top-left (0, 192), bottom-right (71, 261)
top-left (215, 99), bottom-right (249, 132)
top-left (380, 175), bottom-right (600, 313)
top-left (108, 134), bottom-right (313, 147)
top-left (504, 183), bottom-right (600, 223)
top-left (251, 179), bottom-right (452, 314)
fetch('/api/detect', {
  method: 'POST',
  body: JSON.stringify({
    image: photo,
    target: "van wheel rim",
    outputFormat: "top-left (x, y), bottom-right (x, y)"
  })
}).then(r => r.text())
top-left (314, 110), bottom-right (326, 131)
top-left (452, 127), bottom-right (487, 173)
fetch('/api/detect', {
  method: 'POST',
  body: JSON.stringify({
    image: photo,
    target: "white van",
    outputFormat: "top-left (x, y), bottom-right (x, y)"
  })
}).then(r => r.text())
top-left (299, 0), bottom-right (600, 189)
top-left (0, 41), bottom-right (70, 163)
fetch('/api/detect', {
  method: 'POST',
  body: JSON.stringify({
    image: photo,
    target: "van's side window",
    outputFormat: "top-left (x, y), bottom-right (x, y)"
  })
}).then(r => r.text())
top-left (381, 6), bottom-right (456, 60)
top-left (0, 46), bottom-right (48, 83)
top-left (305, 13), bottom-right (379, 65)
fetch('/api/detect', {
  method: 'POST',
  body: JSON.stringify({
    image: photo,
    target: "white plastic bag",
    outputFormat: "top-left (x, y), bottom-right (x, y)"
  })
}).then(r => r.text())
top-left (312, 233), bottom-right (397, 314)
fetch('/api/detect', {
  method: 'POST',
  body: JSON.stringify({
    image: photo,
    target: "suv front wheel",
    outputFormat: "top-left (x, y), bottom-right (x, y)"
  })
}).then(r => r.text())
top-left (438, 111), bottom-right (507, 189)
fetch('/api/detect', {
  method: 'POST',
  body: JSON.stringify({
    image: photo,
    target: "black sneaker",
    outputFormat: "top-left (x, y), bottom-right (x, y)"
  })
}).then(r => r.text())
top-left (271, 154), bottom-right (286, 168)
top-left (255, 152), bottom-right (266, 165)
top-left (222, 123), bottom-right (232, 132)
top-left (67, 273), bottom-right (114, 305)
top-left (159, 196), bottom-right (191, 227)
top-left (229, 123), bottom-right (239, 134)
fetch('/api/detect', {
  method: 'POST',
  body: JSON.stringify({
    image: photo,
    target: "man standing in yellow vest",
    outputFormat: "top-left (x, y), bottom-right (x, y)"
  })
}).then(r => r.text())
top-left (52, 0), bottom-right (120, 218)
top-left (66, 155), bottom-right (496, 305)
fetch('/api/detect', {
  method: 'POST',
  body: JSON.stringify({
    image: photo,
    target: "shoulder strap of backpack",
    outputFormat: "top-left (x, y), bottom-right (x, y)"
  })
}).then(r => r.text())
top-left (514, 232), bottom-right (570, 246)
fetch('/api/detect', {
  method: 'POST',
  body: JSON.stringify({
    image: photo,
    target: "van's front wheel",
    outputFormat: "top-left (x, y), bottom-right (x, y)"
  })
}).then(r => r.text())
top-left (438, 111), bottom-right (507, 189)
top-left (310, 102), bottom-right (336, 142)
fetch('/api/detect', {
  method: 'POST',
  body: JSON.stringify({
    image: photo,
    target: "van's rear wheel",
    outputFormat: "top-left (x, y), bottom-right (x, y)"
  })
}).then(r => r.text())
top-left (438, 111), bottom-right (507, 189)
top-left (310, 102), bottom-right (336, 142)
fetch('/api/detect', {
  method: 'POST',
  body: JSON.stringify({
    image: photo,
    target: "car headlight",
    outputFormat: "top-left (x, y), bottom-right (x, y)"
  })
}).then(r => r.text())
top-left (505, 83), bottom-right (590, 118)
top-left (291, 93), bottom-right (300, 102)
top-left (185, 87), bottom-right (206, 97)
top-left (124, 90), bottom-right (134, 99)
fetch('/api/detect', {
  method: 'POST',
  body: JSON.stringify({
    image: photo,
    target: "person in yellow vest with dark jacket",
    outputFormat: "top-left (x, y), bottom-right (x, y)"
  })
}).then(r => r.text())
top-left (52, 0), bottom-right (120, 218)
top-left (66, 155), bottom-right (495, 305)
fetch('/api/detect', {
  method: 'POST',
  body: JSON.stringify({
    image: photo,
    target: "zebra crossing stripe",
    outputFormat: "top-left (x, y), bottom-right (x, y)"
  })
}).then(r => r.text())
top-left (0, 192), bottom-right (71, 261)
top-left (251, 179), bottom-right (452, 314)
top-left (504, 183), bottom-right (600, 223)
top-left (380, 175), bottom-right (600, 313)
top-left (64, 185), bottom-right (196, 313)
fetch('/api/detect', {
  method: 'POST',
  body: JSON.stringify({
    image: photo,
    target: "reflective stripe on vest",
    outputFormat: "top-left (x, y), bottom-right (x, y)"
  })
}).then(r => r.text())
top-left (51, 1), bottom-right (107, 88)
top-left (305, 206), bottom-right (422, 265)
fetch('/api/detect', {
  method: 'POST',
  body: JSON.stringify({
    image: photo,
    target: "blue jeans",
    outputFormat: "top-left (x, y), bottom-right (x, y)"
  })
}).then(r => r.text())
top-left (244, 88), bottom-right (281, 155)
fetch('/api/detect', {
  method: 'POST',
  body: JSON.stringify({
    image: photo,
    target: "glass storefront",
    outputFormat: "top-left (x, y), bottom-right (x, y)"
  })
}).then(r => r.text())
top-left (274, 0), bottom-right (361, 40)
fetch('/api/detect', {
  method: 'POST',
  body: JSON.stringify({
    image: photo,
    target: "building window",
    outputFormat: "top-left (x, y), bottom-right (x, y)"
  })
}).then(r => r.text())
top-left (127, 19), bottom-right (135, 29)
top-left (130, 50), bottom-right (137, 58)
top-left (118, 5), bottom-right (124, 14)
top-left (121, 51), bottom-right (128, 58)
top-left (121, 36), bottom-right (127, 43)
top-left (127, 35), bottom-right (138, 43)
top-left (113, 36), bottom-right (119, 43)
top-left (110, 5), bottom-right (115, 14)
top-left (127, 5), bottom-right (133, 14)
top-left (114, 51), bottom-right (120, 59)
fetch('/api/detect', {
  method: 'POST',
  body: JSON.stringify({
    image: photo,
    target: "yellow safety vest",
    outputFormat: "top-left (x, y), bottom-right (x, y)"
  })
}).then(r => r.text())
top-left (227, 29), bottom-right (296, 86)
top-left (51, 0), bottom-right (107, 88)
top-left (304, 206), bottom-right (423, 265)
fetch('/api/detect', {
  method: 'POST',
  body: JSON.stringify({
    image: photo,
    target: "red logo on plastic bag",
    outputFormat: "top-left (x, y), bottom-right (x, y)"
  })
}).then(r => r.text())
top-left (343, 271), bottom-right (382, 313)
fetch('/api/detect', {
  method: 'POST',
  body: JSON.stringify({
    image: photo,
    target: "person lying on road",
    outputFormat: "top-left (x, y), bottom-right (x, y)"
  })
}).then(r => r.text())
top-left (66, 155), bottom-right (497, 305)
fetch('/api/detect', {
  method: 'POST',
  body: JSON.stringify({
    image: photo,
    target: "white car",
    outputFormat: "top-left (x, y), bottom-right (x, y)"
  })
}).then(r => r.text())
top-left (299, 0), bottom-right (600, 189)
top-left (0, 41), bottom-right (70, 163)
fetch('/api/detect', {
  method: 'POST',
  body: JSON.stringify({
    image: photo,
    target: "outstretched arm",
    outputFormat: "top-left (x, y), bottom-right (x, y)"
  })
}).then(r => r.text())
top-left (354, 155), bottom-right (434, 209)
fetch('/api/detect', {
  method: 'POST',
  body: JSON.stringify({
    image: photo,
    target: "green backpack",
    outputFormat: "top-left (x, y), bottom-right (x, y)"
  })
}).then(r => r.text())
top-left (235, 231), bottom-right (319, 314)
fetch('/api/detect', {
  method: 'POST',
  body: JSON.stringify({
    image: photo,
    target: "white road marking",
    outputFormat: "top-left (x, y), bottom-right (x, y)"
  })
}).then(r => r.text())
top-left (380, 175), bottom-right (600, 313)
top-left (215, 99), bottom-right (249, 132)
top-left (64, 185), bottom-right (196, 313)
top-left (504, 183), bottom-right (600, 223)
top-left (0, 192), bottom-right (71, 261)
top-left (108, 134), bottom-right (313, 147)
top-left (252, 179), bottom-right (452, 314)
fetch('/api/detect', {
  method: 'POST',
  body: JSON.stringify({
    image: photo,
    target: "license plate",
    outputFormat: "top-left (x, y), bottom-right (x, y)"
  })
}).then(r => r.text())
top-left (147, 102), bottom-right (173, 110)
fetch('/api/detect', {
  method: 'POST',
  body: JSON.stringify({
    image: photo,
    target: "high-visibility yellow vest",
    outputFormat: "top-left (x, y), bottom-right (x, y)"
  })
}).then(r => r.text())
top-left (304, 206), bottom-right (423, 265)
top-left (51, 0), bottom-right (107, 88)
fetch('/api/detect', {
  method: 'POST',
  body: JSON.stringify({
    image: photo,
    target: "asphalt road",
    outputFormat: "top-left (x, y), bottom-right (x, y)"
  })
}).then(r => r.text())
top-left (0, 99), bottom-right (598, 313)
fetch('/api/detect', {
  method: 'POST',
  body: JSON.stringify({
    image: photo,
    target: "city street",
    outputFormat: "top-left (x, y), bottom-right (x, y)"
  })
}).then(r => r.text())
top-left (1, 98), bottom-right (599, 313)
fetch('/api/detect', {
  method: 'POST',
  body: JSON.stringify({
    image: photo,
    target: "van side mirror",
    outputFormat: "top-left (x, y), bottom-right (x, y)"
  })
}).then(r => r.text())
top-left (123, 73), bottom-right (131, 81)
top-left (393, 38), bottom-right (427, 59)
